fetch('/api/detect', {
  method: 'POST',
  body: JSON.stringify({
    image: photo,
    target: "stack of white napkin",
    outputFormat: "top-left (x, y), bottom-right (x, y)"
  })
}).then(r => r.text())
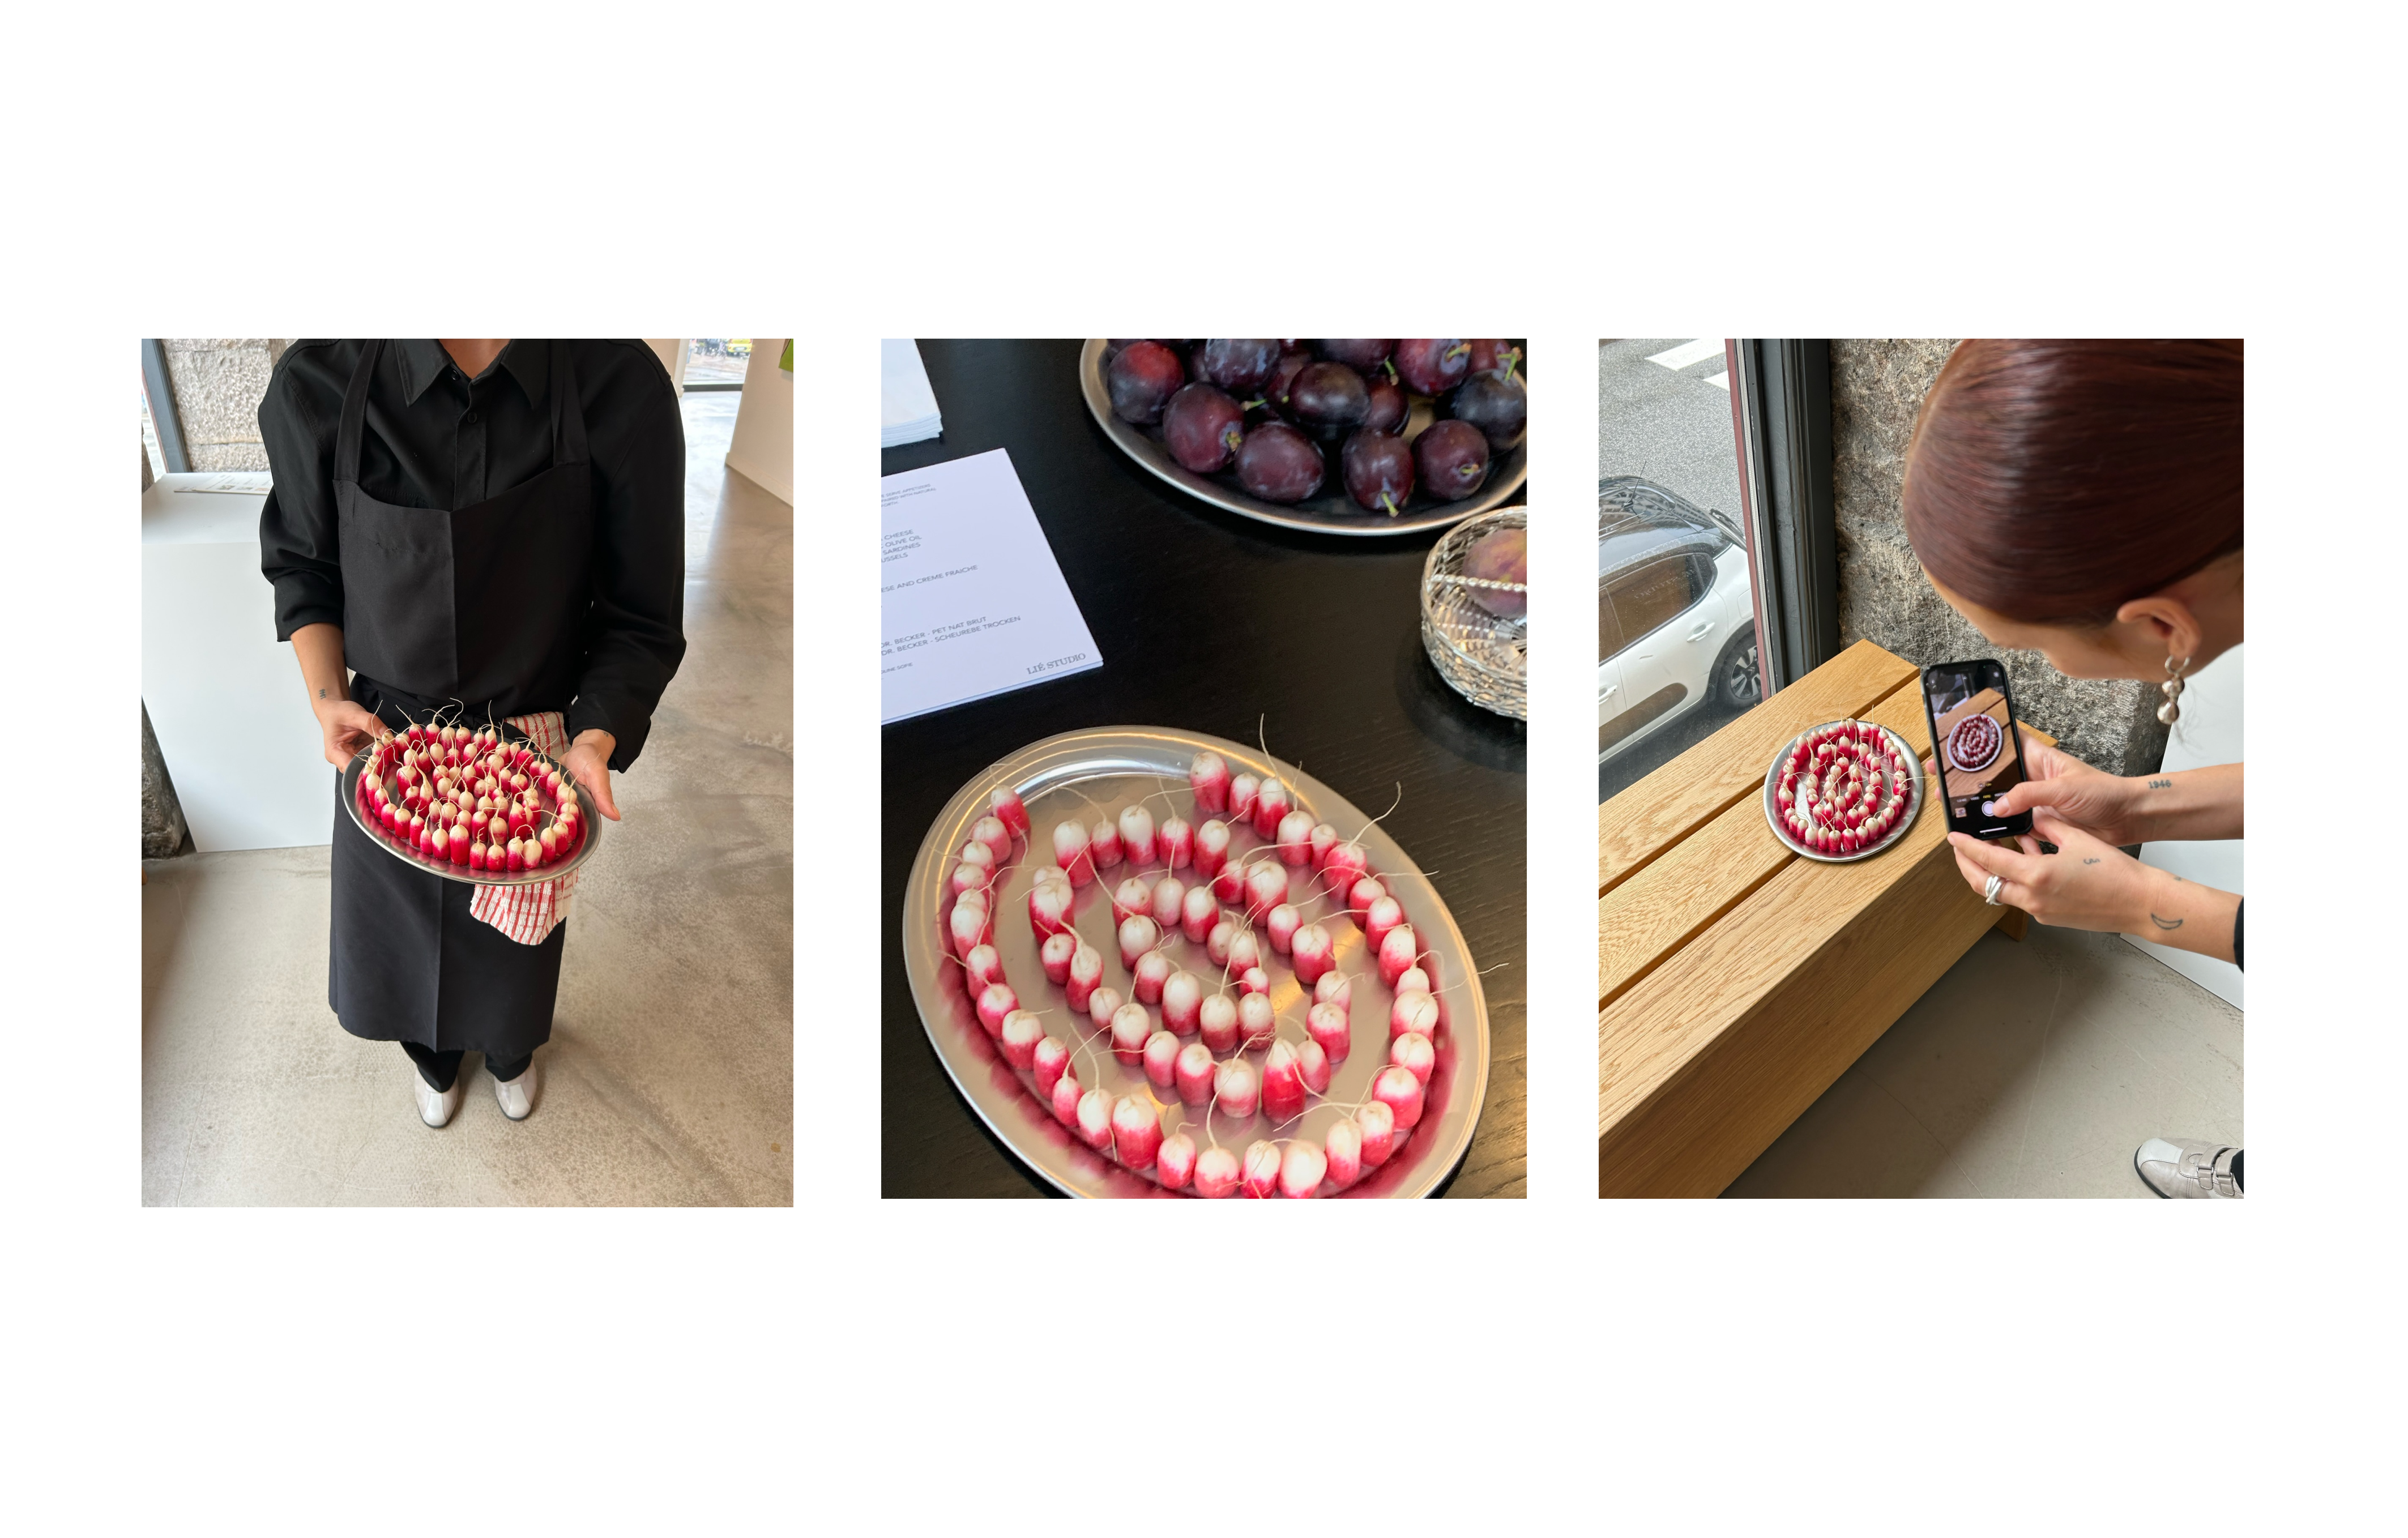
top-left (881, 339), bottom-right (943, 447)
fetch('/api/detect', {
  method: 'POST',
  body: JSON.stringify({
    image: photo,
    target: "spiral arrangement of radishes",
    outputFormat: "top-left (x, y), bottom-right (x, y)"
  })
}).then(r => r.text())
top-left (942, 749), bottom-right (1450, 1198)
top-left (1771, 720), bottom-right (1916, 858)
top-left (1945, 712), bottom-right (2003, 774)
top-left (353, 716), bottom-right (586, 875)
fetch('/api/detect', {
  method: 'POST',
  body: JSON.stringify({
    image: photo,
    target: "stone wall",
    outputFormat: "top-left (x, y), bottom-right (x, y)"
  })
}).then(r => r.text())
top-left (1829, 338), bottom-right (2168, 778)
top-left (142, 703), bottom-right (187, 858)
top-left (159, 339), bottom-right (289, 471)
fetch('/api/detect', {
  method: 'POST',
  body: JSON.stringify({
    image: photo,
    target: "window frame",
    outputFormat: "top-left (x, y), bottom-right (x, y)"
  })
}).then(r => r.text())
top-left (1728, 339), bottom-right (1839, 694)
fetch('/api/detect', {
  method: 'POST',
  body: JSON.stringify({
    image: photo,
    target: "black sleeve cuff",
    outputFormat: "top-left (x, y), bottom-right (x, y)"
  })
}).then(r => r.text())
top-left (272, 577), bottom-right (344, 642)
top-left (2232, 899), bottom-right (2243, 972)
top-left (567, 696), bottom-right (650, 772)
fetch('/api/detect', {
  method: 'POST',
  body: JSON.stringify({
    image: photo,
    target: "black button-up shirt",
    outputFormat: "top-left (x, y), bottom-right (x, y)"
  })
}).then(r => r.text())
top-left (258, 339), bottom-right (686, 769)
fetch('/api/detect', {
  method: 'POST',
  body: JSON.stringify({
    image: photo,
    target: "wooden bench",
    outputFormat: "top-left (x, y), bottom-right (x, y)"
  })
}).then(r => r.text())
top-left (1596, 639), bottom-right (2045, 1198)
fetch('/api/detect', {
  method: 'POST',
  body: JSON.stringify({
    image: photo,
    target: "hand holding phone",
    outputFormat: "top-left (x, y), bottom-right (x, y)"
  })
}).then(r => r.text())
top-left (1920, 658), bottom-right (2033, 840)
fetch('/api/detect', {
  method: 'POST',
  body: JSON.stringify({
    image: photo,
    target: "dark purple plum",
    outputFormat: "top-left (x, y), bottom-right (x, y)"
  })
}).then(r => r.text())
top-left (1235, 422), bottom-right (1325, 503)
top-left (1394, 339), bottom-right (1472, 397)
top-left (1341, 429), bottom-right (1416, 515)
top-left (1414, 419), bottom-right (1490, 501)
top-left (1198, 339), bottom-right (1283, 395)
top-left (1467, 339), bottom-right (1524, 377)
top-left (1317, 340), bottom-right (1395, 371)
top-left (1258, 349), bottom-right (1313, 422)
top-left (1107, 341), bottom-right (1185, 425)
top-left (1162, 384), bottom-right (1248, 473)
top-left (1448, 368), bottom-right (1526, 454)
top-left (1361, 371), bottom-right (1408, 434)
top-left (1288, 361), bottom-right (1369, 439)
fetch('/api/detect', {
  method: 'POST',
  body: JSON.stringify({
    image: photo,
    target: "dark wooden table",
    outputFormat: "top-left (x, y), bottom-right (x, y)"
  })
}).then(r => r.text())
top-left (882, 340), bottom-right (1526, 1198)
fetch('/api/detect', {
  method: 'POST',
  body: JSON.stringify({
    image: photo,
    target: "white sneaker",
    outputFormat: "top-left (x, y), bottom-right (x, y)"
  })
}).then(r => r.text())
top-left (2135, 1137), bottom-right (2242, 1198)
top-left (415, 1072), bottom-right (464, 1129)
top-left (492, 1059), bottom-right (540, 1122)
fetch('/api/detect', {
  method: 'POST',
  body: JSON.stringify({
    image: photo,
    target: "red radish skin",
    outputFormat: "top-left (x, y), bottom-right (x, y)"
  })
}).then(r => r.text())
top-left (1117, 806), bottom-right (1158, 866)
top-left (1390, 1031), bottom-right (1436, 1085)
top-left (1347, 877), bottom-right (1387, 929)
top-left (1088, 818), bottom-right (1124, 871)
top-left (1175, 1041), bottom-right (1217, 1104)
top-left (1077, 1087), bottom-right (1115, 1150)
top-left (1308, 1002), bottom-right (1351, 1062)
top-left (1357, 1101), bottom-right (1397, 1165)
top-left (1000, 1010), bottom-right (1045, 1069)
top-left (1180, 886), bottom-right (1218, 942)
top-left (1066, 943), bottom-right (1104, 1011)
top-left (971, 815), bottom-right (1011, 868)
top-left (1189, 752), bottom-right (1231, 817)
top-left (964, 943), bottom-right (1008, 997)
top-left (1308, 822), bottom-right (1339, 871)
top-left (1252, 779), bottom-right (1292, 839)
top-left (1087, 986), bottom-right (1124, 1035)
top-left (1051, 1071), bottom-right (1083, 1127)
top-left (1267, 903), bottom-right (1302, 955)
top-left (1261, 1040), bottom-right (1306, 1123)
top-left (1052, 822), bottom-right (1096, 887)
top-left (948, 900), bottom-right (990, 959)
top-left (1372, 1066), bottom-right (1425, 1130)
top-left (1325, 1118), bottom-right (1363, 1186)
top-left (1110, 1096), bottom-right (1163, 1169)
top-left (1198, 995), bottom-right (1240, 1053)
top-left (1117, 916), bottom-right (1161, 970)
top-left (1143, 1029), bottom-right (1181, 1088)
top-left (1391, 990), bottom-right (1440, 1041)
top-left (1034, 1036), bottom-right (1072, 1095)
top-left (1210, 855), bottom-right (1249, 906)
top-left (1244, 860), bottom-right (1290, 922)
top-left (1157, 1133), bottom-right (1198, 1191)
top-left (1193, 1145), bottom-right (1241, 1198)
top-left (1322, 841), bottom-right (1368, 899)
top-left (1040, 931), bottom-right (1078, 985)
top-left (1237, 993), bottom-right (1277, 1052)
top-left (1194, 819), bottom-right (1233, 879)
top-left (990, 786), bottom-right (1029, 839)
top-left (1377, 924), bottom-right (1420, 989)
top-left (1162, 972), bottom-right (1204, 1034)
top-left (1028, 876), bottom-right (1073, 937)
top-left (1275, 809), bottom-right (1315, 866)
top-left (975, 983), bottom-right (1019, 1037)
top-left (1291, 923), bottom-right (1334, 984)
top-left (1228, 773), bottom-right (1260, 826)
top-left (1240, 1140), bottom-right (1282, 1198)
top-left (1278, 1140), bottom-right (1326, 1199)
top-left (1133, 949), bottom-right (1172, 1005)
top-left (1239, 965), bottom-right (1270, 997)
top-left (1297, 1038), bottom-right (1332, 1095)
top-left (1364, 895), bottom-right (1404, 952)
top-left (1226, 931), bottom-right (1264, 976)
top-left (1214, 1059), bottom-right (1260, 1118)
top-left (1111, 1003), bottom-right (1152, 1064)
top-left (1112, 877), bottom-right (1152, 924)
top-left (1159, 815), bottom-right (1194, 870)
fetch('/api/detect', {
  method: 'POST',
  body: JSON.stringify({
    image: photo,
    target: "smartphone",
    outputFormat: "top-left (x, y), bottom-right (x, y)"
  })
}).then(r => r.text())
top-left (1920, 658), bottom-right (2033, 840)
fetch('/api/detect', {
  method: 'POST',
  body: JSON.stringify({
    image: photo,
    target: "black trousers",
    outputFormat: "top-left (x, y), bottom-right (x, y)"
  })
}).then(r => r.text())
top-left (403, 1041), bottom-right (533, 1092)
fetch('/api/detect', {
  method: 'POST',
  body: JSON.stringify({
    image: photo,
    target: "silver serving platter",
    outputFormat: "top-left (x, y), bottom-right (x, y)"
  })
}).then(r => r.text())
top-left (902, 725), bottom-right (1491, 1198)
top-left (1078, 340), bottom-right (1527, 539)
top-left (340, 736), bottom-right (604, 887)
top-left (1760, 719), bottom-right (1924, 865)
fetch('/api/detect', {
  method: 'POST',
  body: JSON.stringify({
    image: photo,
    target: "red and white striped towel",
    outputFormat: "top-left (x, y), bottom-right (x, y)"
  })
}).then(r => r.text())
top-left (469, 710), bottom-right (580, 946)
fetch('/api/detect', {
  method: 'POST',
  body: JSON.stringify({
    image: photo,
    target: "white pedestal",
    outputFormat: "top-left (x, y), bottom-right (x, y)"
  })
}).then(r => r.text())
top-left (2125, 644), bottom-right (2243, 1008)
top-left (142, 472), bottom-right (336, 851)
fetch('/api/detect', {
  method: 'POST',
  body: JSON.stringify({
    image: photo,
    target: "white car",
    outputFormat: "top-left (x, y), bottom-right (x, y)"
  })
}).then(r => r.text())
top-left (1598, 477), bottom-right (1760, 763)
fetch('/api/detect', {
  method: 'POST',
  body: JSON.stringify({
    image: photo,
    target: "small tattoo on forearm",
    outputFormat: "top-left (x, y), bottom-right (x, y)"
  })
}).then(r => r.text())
top-left (318, 687), bottom-right (330, 699)
top-left (2082, 857), bottom-right (2100, 864)
top-left (2150, 913), bottom-right (2184, 930)
top-left (2147, 778), bottom-right (2172, 789)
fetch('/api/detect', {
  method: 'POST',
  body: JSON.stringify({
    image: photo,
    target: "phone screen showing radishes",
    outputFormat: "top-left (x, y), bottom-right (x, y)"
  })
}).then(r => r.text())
top-left (1924, 662), bottom-right (2026, 827)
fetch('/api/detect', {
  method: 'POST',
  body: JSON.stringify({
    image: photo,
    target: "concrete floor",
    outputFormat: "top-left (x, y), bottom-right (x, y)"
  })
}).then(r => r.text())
top-left (1726, 923), bottom-right (2243, 1198)
top-left (142, 388), bottom-right (793, 1206)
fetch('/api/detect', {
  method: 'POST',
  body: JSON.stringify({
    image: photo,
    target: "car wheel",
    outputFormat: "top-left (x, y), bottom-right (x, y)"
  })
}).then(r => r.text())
top-left (1711, 627), bottom-right (1762, 707)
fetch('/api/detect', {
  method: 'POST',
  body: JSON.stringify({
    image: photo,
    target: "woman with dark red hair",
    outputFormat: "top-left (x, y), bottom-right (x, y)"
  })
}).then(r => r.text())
top-left (1902, 338), bottom-right (2243, 1198)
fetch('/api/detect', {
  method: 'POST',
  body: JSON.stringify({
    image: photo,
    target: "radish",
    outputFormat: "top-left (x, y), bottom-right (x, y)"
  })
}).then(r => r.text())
top-left (990, 785), bottom-right (1029, 839)
top-left (1111, 1096), bottom-right (1163, 1169)
top-left (1266, 903), bottom-right (1302, 955)
top-left (1365, 894), bottom-right (1404, 952)
top-left (1159, 814), bottom-right (1194, 870)
top-left (1076, 1087), bottom-right (1115, 1151)
top-left (1039, 932), bottom-right (1078, 985)
top-left (975, 982), bottom-right (1019, 1037)
top-left (1372, 1065), bottom-right (1425, 1130)
top-left (1117, 915), bottom-right (1160, 969)
top-left (1313, 971), bottom-right (1352, 1019)
top-left (1393, 965), bottom-right (1431, 998)
top-left (1066, 942), bottom-right (1104, 1011)
top-left (1308, 822), bottom-right (1339, 871)
top-left (1028, 873), bottom-right (1073, 937)
top-left (1189, 751), bottom-right (1231, 817)
top-left (1278, 1140), bottom-right (1326, 1199)
top-left (1000, 1010), bottom-right (1045, 1070)
top-left (468, 841), bottom-right (487, 871)
top-left (1228, 772), bottom-right (1260, 825)
top-left (1356, 1101), bottom-right (1397, 1166)
top-left (1180, 885), bottom-right (1218, 942)
top-left (1214, 1059), bottom-right (1259, 1118)
top-left (1261, 1040), bottom-right (1306, 1122)
top-left (1198, 994), bottom-right (1239, 1053)
top-left (1033, 1035), bottom-right (1072, 1095)
top-left (1133, 949), bottom-right (1172, 1005)
top-left (1086, 986), bottom-right (1124, 1035)
top-left (1117, 805), bottom-right (1158, 866)
top-left (1347, 875), bottom-right (1387, 929)
top-left (1238, 966), bottom-right (1270, 997)
top-left (1297, 1039), bottom-right (1332, 1094)
top-left (1162, 971), bottom-right (1204, 1034)
top-left (1241, 1140), bottom-right (1282, 1198)
top-left (1194, 819), bottom-right (1233, 879)
top-left (1193, 1144), bottom-right (1241, 1198)
top-left (1226, 930), bottom-right (1263, 976)
top-left (947, 896), bottom-right (990, 958)
top-left (1325, 1118), bottom-right (1363, 1186)
top-left (1210, 853), bottom-right (1249, 905)
top-left (1390, 1031), bottom-right (1436, 1086)
top-left (1052, 822), bottom-right (1095, 887)
top-left (1175, 1041), bottom-right (1216, 1104)
top-left (1149, 875), bottom-right (1186, 931)
top-left (1377, 924), bottom-right (1420, 989)
top-left (1307, 1002), bottom-right (1350, 1062)
top-left (1088, 818), bottom-right (1124, 871)
top-left (1391, 991), bottom-right (1439, 1041)
top-left (1274, 809), bottom-right (1315, 866)
top-left (1291, 924), bottom-right (1335, 985)
top-left (1112, 877), bottom-right (1152, 924)
top-left (1157, 1133), bottom-right (1198, 1191)
top-left (1237, 993), bottom-right (1276, 1050)
top-left (1143, 1029), bottom-right (1181, 1088)
top-left (1243, 860), bottom-right (1289, 922)
top-left (1252, 779), bottom-right (1292, 840)
top-left (971, 815), bottom-right (1011, 868)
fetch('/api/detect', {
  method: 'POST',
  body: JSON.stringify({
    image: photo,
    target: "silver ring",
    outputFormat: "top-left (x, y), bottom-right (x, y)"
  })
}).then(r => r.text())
top-left (1983, 874), bottom-right (2004, 906)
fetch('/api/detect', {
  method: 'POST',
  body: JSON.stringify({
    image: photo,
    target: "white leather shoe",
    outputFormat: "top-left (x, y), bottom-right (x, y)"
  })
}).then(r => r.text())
top-left (2135, 1137), bottom-right (2242, 1198)
top-left (415, 1072), bottom-right (464, 1129)
top-left (492, 1059), bottom-right (540, 1122)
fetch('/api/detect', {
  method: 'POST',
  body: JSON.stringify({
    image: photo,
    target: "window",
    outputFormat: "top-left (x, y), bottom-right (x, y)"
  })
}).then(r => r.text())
top-left (684, 338), bottom-right (751, 389)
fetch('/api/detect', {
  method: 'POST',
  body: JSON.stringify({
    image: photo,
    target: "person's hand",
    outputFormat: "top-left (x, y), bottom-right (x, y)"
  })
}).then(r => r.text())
top-left (560, 729), bottom-right (621, 820)
top-left (1946, 810), bottom-right (2156, 934)
top-left (313, 698), bottom-right (391, 769)
top-left (1987, 729), bottom-right (2147, 845)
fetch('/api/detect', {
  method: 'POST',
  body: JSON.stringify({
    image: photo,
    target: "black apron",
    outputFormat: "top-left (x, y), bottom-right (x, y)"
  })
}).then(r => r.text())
top-left (326, 340), bottom-right (595, 1058)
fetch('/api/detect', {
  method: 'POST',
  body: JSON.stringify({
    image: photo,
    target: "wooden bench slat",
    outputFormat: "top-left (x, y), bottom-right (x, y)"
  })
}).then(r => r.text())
top-left (1596, 639), bottom-right (1916, 898)
top-left (1598, 793), bottom-right (1789, 1012)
